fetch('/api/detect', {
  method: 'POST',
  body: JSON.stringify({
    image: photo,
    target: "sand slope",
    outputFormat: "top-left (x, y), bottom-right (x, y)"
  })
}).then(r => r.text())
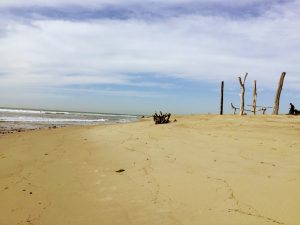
top-left (0, 115), bottom-right (300, 225)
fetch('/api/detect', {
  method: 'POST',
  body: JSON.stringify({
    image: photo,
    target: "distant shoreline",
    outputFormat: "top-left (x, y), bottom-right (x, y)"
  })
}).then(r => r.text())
top-left (0, 107), bottom-right (141, 135)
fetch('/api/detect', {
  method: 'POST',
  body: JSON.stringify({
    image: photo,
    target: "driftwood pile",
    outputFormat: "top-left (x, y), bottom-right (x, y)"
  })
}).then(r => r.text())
top-left (153, 112), bottom-right (171, 124)
top-left (231, 103), bottom-right (271, 115)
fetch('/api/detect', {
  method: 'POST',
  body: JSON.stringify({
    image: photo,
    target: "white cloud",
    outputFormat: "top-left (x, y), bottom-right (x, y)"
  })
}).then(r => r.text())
top-left (0, 0), bottom-right (272, 7)
top-left (0, 0), bottom-right (299, 107)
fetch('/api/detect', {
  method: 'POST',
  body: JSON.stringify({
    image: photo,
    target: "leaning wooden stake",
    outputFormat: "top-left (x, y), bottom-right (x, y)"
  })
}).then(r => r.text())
top-left (272, 72), bottom-right (286, 115)
top-left (220, 81), bottom-right (224, 115)
top-left (238, 73), bottom-right (248, 116)
top-left (253, 80), bottom-right (257, 115)
top-left (231, 103), bottom-right (239, 115)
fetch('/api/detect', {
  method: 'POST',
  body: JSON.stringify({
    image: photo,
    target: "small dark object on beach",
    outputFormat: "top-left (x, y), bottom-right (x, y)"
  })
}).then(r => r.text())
top-left (53, 126), bottom-right (57, 129)
top-left (152, 111), bottom-right (171, 124)
top-left (288, 103), bottom-right (300, 115)
top-left (115, 169), bottom-right (125, 173)
top-left (173, 119), bottom-right (177, 122)
top-left (44, 153), bottom-right (48, 156)
top-left (29, 192), bottom-right (33, 194)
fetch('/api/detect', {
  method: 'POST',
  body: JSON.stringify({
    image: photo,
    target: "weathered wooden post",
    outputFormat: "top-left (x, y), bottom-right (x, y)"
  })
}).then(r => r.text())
top-left (272, 72), bottom-right (286, 115)
top-left (220, 81), bottom-right (224, 115)
top-left (253, 80), bottom-right (257, 115)
top-left (231, 103), bottom-right (239, 115)
top-left (238, 73), bottom-right (248, 116)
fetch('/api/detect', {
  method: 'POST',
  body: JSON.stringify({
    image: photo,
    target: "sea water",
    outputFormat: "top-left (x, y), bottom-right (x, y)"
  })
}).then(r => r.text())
top-left (0, 108), bottom-right (140, 133)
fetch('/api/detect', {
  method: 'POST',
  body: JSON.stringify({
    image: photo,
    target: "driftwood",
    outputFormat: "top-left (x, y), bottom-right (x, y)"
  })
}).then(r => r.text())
top-left (232, 102), bottom-right (272, 115)
top-left (231, 103), bottom-right (251, 115)
top-left (220, 81), bottom-right (224, 115)
top-left (238, 73), bottom-right (248, 116)
top-left (231, 103), bottom-right (239, 115)
top-left (153, 112), bottom-right (171, 124)
top-left (252, 80), bottom-right (257, 115)
top-left (272, 72), bottom-right (286, 115)
top-left (260, 107), bottom-right (267, 115)
top-left (247, 105), bottom-right (272, 115)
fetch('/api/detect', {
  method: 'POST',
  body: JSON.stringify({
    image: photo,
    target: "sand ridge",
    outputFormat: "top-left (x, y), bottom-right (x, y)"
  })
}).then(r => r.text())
top-left (0, 115), bottom-right (300, 225)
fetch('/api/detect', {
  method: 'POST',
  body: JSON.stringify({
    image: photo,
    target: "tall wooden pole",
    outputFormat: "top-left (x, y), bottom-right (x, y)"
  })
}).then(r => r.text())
top-left (238, 73), bottom-right (248, 116)
top-left (253, 80), bottom-right (257, 115)
top-left (220, 81), bottom-right (224, 115)
top-left (272, 72), bottom-right (286, 115)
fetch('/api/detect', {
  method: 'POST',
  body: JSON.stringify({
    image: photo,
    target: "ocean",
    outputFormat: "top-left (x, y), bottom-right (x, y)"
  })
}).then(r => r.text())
top-left (0, 108), bottom-right (140, 133)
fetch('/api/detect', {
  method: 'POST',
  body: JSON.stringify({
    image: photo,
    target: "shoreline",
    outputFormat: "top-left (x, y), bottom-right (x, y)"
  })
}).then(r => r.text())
top-left (0, 118), bottom-right (143, 135)
top-left (1, 115), bottom-right (300, 225)
top-left (0, 107), bottom-right (140, 135)
top-left (0, 121), bottom-right (66, 135)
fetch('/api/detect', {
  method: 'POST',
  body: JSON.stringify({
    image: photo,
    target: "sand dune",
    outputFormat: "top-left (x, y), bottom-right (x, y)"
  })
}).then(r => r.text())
top-left (0, 115), bottom-right (300, 225)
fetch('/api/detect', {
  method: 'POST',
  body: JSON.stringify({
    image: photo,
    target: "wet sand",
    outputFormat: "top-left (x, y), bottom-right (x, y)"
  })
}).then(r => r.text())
top-left (0, 115), bottom-right (300, 225)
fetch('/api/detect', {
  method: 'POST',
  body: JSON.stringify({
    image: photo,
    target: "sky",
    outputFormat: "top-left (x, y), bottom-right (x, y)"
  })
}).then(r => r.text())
top-left (0, 0), bottom-right (299, 115)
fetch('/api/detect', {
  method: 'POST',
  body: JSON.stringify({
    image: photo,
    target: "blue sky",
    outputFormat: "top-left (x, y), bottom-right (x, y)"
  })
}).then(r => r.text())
top-left (0, 0), bottom-right (299, 115)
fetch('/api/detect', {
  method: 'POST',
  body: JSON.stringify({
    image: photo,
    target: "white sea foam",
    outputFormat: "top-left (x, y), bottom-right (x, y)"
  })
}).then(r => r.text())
top-left (0, 117), bottom-right (108, 123)
top-left (0, 108), bottom-right (69, 115)
top-left (0, 108), bottom-right (138, 126)
top-left (0, 108), bottom-right (45, 114)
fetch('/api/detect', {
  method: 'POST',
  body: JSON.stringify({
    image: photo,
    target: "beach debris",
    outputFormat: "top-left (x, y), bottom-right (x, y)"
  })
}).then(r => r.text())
top-left (115, 169), bottom-right (125, 173)
top-left (272, 72), bottom-right (286, 115)
top-left (29, 192), bottom-right (33, 194)
top-left (173, 119), bottom-right (177, 122)
top-left (252, 80), bottom-right (257, 115)
top-left (231, 103), bottom-right (239, 115)
top-left (238, 73), bottom-right (248, 116)
top-left (152, 111), bottom-right (171, 124)
top-left (232, 103), bottom-right (271, 115)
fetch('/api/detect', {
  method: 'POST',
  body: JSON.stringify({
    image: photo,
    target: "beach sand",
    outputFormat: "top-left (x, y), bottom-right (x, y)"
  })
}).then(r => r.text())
top-left (0, 115), bottom-right (300, 225)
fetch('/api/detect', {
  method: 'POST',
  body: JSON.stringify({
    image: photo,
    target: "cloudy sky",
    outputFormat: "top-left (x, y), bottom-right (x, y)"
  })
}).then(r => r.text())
top-left (0, 0), bottom-right (299, 114)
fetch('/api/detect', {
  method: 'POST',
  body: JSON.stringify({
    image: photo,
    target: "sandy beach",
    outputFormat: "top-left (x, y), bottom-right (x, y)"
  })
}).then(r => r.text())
top-left (0, 115), bottom-right (300, 225)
